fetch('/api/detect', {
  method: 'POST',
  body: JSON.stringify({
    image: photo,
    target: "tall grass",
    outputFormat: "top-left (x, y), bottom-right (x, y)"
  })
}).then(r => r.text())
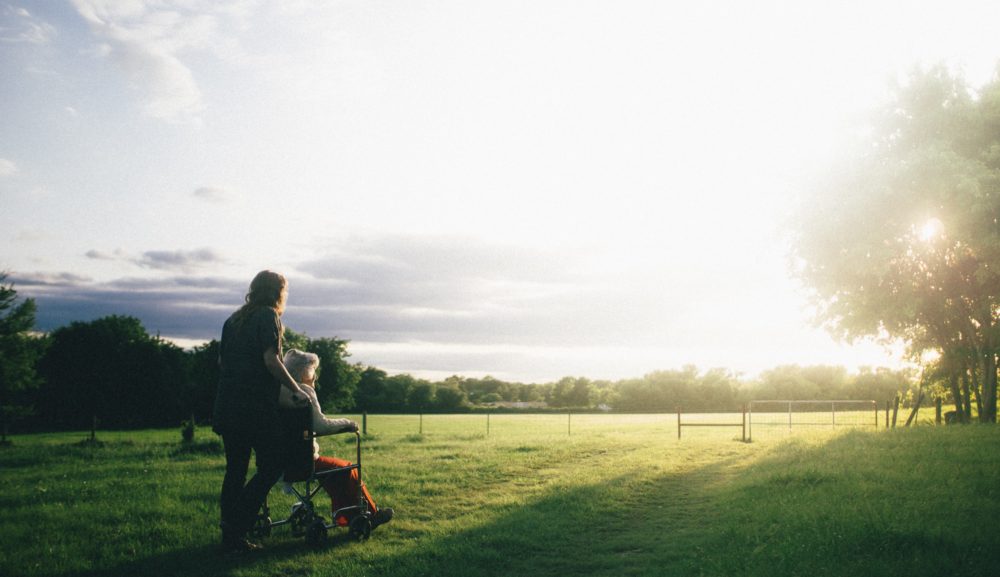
top-left (0, 416), bottom-right (996, 576)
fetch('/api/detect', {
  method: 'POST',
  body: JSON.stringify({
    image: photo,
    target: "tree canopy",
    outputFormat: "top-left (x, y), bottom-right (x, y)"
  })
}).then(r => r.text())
top-left (793, 65), bottom-right (1000, 422)
top-left (0, 273), bottom-right (43, 442)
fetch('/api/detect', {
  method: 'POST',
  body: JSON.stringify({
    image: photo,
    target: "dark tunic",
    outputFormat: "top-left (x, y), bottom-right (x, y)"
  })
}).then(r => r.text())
top-left (212, 306), bottom-right (283, 435)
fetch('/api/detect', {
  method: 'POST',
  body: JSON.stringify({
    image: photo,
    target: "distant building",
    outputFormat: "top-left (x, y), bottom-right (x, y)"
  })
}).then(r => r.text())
top-left (481, 401), bottom-right (549, 410)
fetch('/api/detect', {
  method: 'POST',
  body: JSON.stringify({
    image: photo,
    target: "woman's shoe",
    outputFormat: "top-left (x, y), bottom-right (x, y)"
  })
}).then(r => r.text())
top-left (372, 507), bottom-right (394, 528)
top-left (222, 536), bottom-right (263, 554)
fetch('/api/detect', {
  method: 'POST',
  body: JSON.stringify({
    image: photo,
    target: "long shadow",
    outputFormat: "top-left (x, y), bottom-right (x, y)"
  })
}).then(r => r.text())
top-left (19, 427), bottom-right (1000, 577)
top-left (39, 452), bottom-right (749, 577)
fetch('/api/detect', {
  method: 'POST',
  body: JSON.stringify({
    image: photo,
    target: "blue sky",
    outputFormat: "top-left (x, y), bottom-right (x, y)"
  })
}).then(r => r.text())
top-left (2, 1), bottom-right (999, 382)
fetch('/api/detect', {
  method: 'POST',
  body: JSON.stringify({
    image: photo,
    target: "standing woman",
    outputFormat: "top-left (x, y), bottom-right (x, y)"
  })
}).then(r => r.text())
top-left (213, 270), bottom-right (308, 552)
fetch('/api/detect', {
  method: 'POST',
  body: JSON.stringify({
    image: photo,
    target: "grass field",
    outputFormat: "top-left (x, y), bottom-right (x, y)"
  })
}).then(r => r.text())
top-left (1, 412), bottom-right (998, 577)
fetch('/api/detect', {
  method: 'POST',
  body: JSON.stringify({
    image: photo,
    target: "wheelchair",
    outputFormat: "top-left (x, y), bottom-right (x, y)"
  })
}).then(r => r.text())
top-left (250, 406), bottom-right (374, 545)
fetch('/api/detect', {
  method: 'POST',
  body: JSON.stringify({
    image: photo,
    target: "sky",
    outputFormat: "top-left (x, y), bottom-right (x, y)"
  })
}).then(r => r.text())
top-left (2, 1), bottom-right (1000, 383)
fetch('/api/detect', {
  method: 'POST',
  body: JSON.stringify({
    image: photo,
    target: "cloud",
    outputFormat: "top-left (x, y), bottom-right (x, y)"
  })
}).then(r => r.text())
top-left (0, 6), bottom-right (56, 44)
top-left (0, 158), bottom-right (17, 176)
top-left (137, 248), bottom-right (225, 271)
top-left (193, 186), bottom-right (232, 202)
top-left (10, 233), bottom-right (808, 380)
top-left (10, 272), bottom-right (240, 341)
top-left (85, 247), bottom-right (225, 272)
top-left (84, 248), bottom-right (127, 260)
top-left (69, 0), bottom-right (222, 122)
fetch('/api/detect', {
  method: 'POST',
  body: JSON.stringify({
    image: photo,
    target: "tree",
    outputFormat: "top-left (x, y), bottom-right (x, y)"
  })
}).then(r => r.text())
top-left (283, 328), bottom-right (360, 411)
top-left (793, 65), bottom-right (1000, 422)
top-left (0, 273), bottom-right (43, 443)
top-left (355, 367), bottom-right (388, 412)
top-left (434, 384), bottom-right (468, 411)
top-left (186, 340), bottom-right (220, 422)
top-left (39, 315), bottom-right (185, 432)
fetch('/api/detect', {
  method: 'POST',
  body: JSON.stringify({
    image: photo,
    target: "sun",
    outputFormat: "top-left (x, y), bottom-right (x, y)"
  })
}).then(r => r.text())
top-left (919, 218), bottom-right (944, 242)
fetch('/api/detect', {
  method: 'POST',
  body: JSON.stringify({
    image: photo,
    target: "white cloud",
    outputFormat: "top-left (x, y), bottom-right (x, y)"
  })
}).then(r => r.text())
top-left (0, 158), bottom-right (16, 176)
top-left (68, 0), bottom-right (253, 122)
top-left (0, 5), bottom-right (56, 44)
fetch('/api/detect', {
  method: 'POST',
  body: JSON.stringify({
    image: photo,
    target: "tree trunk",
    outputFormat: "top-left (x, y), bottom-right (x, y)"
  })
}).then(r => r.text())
top-left (961, 369), bottom-right (973, 422)
top-left (983, 352), bottom-right (998, 423)
top-left (905, 389), bottom-right (924, 427)
top-left (948, 372), bottom-right (964, 421)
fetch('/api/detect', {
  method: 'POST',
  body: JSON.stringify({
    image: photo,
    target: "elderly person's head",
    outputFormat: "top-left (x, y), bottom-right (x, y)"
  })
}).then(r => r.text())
top-left (284, 349), bottom-right (319, 386)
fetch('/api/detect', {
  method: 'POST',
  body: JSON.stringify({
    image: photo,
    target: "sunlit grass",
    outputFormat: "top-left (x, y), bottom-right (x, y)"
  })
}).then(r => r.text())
top-left (1, 416), bottom-right (997, 577)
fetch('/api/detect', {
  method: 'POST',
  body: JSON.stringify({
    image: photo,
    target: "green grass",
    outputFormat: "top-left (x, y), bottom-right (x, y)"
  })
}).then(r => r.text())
top-left (1, 415), bottom-right (998, 577)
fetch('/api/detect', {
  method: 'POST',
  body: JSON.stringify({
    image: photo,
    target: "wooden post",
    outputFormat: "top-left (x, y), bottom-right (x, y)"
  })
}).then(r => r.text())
top-left (568, 411), bottom-right (571, 436)
top-left (362, 412), bottom-right (367, 435)
top-left (885, 400), bottom-right (890, 429)
top-left (742, 405), bottom-right (747, 442)
top-left (677, 407), bottom-right (681, 440)
top-left (487, 412), bottom-right (490, 437)
top-left (891, 395), bottom-right (900, 428)
top-left (419, 413), bottom-right (423, 435)
top-left (935, 398), bottom-right (942, 425)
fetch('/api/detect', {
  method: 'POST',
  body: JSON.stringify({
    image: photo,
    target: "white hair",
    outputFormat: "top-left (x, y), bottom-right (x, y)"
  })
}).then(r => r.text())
top-left (283, 348), bottom-right (319, 382)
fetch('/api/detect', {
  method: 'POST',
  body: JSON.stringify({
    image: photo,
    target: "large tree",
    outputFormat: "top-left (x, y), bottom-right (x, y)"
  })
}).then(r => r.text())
top-left (0, 273), bottom-right (43, 443)
top-left (793, 65), bottom-right (1000, 422)
top-left (39, 315), bottom-right (185, 431)
top-left (283, 328), bottom-right (360, 411)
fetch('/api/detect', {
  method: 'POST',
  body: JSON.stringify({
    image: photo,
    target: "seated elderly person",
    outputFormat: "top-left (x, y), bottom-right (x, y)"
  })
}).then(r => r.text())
top-left (280, 349), bottom-right (393, 529)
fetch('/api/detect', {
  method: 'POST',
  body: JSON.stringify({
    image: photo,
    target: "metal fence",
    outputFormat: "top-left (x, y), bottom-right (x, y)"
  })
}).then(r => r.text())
top-left (747, 400), bottom-right (879, 441)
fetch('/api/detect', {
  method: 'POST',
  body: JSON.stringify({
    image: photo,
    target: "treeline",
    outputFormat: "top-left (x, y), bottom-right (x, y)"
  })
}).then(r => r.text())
top-left (2, 310), bottom-right (922, 434)
top-left (0, 273), bottom-right (923, 435)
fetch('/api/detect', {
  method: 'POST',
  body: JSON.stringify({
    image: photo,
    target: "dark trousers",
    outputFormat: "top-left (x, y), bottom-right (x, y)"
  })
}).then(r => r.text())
top-left (220, 417), bottom-right (284, 538)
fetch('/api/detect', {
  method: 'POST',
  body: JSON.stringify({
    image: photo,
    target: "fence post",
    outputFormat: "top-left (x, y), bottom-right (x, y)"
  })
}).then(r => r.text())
top-left (885, 400), bottom-right (889, 429)
top-left (677, 407), bottom-right (681, 440)
top-left (788, 401), bottom-right (793, 430)
top-left (935, 398), bottom-right (942, 425)
top-left (419, 413), bottom-right (423, 435)
top-left (362, 412), bottom-right (367, 435)
top-left (487, 412), bottom-right (490, 437)
top-left (891, 395), bottom-right (900, 428)
top-left (742, 405), bottom-right (747, 442)
top-left (832, 401), bottom-right (836, 428)
top-left (568, 411), bottom-right (572, 436)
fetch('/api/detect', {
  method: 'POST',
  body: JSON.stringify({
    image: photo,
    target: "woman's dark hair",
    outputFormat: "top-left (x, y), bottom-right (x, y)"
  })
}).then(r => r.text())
top-left (232, 270), bottom-right (287, 327)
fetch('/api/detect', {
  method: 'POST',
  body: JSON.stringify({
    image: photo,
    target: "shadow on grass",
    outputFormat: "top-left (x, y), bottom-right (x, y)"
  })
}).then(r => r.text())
top-left (21, 427), bottom-right (1000, 577)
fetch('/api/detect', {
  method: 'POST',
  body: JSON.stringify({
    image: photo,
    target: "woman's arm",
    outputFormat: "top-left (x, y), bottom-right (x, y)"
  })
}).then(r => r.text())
top-left (263, 346), bottom-right (309, 406)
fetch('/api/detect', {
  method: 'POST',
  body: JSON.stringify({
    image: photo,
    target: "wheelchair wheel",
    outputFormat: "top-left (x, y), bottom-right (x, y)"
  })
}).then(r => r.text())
top-left (290, 507), bottom-right (309, 537)
top-left (348, 514), bottom-right (372, 541)
top-left (305, 517), bottom-right (327, 546)
top-left (250, 514), bottom-right (272, 539)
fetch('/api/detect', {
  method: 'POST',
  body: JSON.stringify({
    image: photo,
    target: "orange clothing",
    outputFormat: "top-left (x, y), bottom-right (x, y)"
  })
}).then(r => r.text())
top-left (313, 456), bottom-right (378, 526)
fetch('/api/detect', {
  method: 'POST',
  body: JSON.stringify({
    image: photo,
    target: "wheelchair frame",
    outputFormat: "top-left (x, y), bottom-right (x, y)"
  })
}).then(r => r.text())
top-left (252, 408), bottom-right (373, 545)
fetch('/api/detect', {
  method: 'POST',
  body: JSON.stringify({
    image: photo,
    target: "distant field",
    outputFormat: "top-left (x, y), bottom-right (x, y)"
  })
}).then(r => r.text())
top-left (1, 412), bottom-right (996, 577)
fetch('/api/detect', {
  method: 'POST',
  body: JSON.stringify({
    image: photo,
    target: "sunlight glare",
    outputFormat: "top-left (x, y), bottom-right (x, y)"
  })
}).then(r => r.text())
top-left (919, 218), bottom-right (944, 242)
